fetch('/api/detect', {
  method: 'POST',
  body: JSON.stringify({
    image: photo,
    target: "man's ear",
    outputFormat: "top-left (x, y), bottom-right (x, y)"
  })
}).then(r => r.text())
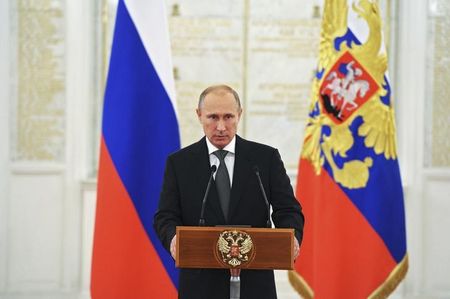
top-left (196, 108), bottom-right (201, 120)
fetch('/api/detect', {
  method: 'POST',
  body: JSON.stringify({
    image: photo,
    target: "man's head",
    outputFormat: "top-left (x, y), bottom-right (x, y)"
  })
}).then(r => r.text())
top-left (196, 85), bottom-right (242, 149)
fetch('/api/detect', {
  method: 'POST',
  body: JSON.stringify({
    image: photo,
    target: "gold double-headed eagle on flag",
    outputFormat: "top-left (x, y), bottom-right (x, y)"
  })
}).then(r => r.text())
top-left (302, 0), bottom-right (398, 189)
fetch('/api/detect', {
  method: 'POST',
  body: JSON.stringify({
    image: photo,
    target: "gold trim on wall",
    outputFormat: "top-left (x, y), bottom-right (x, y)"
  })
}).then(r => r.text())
top-left (241, 0), bottom-right (250, 137)
top-left (101, 0), bottom-right (109, 94)
top-left (15, 0), bottom-right (65, 161)
top-left (430, 2), bottom-right (450, 167)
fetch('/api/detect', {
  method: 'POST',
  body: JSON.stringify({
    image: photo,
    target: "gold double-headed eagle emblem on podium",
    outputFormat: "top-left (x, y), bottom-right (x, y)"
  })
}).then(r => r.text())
top-left (215, 230), bottom-right (255, 268)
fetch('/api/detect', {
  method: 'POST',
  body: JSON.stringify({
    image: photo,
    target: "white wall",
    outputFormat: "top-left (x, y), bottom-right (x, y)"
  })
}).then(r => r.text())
top-left (395, 0), bottom-right (450, 297)
top-left (0, 0), bottom-right (93, 298)
top-left (0, 0), bottom-right (11, 294)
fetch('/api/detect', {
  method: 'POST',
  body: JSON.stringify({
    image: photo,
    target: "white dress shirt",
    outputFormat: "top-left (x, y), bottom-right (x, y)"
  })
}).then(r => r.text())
top-left (205, 136), bottom-right (236, 187)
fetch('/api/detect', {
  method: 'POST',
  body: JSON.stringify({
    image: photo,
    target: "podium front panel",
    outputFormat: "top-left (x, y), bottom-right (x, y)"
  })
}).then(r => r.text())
top-left (175, 226), bottom-right (294, 270)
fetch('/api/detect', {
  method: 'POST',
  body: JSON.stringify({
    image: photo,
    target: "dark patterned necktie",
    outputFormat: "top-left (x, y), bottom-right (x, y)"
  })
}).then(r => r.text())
top-left (213, 150), bottom-right (231, 220)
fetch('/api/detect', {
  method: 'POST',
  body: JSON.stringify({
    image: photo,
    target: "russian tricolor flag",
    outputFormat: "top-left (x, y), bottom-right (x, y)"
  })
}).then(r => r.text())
top-left (91, 0), bottom-right (179, 298)
top-left (290, 0), bottom-right (408, 298)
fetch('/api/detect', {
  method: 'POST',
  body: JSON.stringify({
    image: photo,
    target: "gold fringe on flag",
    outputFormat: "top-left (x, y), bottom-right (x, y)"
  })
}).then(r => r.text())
top-left (288, 254), bottom-right (409, 299)
top-left (288, 270), bottom-right (314, 299)
top-left (368, 254), bottom-right (409, 299)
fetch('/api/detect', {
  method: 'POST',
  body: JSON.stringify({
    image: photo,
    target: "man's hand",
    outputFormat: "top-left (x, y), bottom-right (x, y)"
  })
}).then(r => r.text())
top-left (170, 235), bottom-right (177, 260)
top-left (294, 237), bottom-right (300, 261)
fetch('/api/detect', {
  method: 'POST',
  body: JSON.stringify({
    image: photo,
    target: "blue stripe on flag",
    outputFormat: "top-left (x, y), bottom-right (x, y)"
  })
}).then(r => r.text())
top-left (335, 29), bottom-right (362, 50)
top-left (323, 116), bottom-right (406, 263)
top-left (102, 0), bottom-right (180, 288)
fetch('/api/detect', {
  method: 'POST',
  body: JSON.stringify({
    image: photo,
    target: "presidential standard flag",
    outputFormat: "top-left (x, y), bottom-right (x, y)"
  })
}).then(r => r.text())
top-left (290, 0), bottom-right (408, 298)
top-left (91, 0), bottom-right (180, 298)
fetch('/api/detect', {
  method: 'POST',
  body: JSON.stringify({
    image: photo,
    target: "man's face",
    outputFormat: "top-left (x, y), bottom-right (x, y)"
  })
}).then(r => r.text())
top-left (196, 91), bottom-right (242, 149)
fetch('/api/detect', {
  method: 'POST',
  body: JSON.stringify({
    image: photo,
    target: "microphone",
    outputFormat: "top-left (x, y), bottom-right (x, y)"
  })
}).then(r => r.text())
top-left (253, 165), bottom-right (272, 228)
top-left (199, 165), bottom-right (217, 226)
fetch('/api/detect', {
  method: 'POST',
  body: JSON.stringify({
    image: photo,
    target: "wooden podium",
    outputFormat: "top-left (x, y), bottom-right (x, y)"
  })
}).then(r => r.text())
top-left (176, 226), bottom-right (294, 270)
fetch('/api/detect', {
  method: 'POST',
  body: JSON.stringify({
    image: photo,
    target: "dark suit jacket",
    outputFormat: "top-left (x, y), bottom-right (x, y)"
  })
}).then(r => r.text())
top-left (154, 135), bottom-right (304, 299)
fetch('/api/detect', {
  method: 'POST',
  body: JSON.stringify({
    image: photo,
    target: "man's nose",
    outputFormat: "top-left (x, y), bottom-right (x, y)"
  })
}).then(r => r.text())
top-left (217, 119), bottom-right (226, 131)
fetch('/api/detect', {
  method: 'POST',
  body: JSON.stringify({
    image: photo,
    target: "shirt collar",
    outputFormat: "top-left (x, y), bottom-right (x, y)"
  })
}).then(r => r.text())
top-left (206, 135), bottom-right (236, 155)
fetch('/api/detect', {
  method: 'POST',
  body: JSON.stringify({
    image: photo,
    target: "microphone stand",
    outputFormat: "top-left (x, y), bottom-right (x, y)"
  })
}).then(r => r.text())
top-left (253, 166), bottom-right (272, 228)
top-left (230, 268), bottom-right (241, 299)
top-left (199, 165), bottom-right (217, 226)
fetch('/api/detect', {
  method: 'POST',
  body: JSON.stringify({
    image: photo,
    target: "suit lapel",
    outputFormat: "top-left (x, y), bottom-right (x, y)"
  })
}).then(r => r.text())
top-left (229, 136), bottom-right (252, 221)
top-left (192, 137), bottom-right (227, 224)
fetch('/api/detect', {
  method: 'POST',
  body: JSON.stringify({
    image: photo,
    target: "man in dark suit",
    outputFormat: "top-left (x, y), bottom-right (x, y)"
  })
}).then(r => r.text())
top-left (154, 85), bottom-right (304, 299)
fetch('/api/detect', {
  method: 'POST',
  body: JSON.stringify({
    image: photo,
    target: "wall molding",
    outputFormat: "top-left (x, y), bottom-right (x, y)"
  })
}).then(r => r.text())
top-left (10, 163), bottom-right (66, 175)
top-left (423, 169), bottom-right (450, 181)
top-left (0, 0), bottom-right (10, 293)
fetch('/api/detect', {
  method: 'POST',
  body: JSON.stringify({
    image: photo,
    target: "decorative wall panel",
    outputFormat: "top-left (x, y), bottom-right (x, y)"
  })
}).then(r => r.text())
top-left (167, 0), bottom-right (245, 147)
top-left (13, 0), bottom-right (65, 162)
top-left (8, 173), bottom-right (64, 291)
top-left (426, 0), bottom-right (450, 167)
top-left (165, 0), bottom-right (322, 170)
top-left (246, 1), bottom-right (321, 169)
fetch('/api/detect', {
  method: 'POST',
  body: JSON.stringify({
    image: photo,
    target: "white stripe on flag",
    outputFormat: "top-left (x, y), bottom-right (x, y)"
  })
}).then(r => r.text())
top-left (124, 0), bottom-right (177, 112)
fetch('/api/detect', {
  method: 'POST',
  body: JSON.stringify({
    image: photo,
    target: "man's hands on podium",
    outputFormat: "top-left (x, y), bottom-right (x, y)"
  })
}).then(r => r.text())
top-left (294, 237), bottom-right (300, 261)
top-left (171, 234), bottom-right (299, 261)
top-left (170, 235), bottom-right (177, 260)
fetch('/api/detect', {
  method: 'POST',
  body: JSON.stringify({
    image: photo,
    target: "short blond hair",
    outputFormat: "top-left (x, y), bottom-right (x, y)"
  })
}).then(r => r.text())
top-left (198, 85), bottom-right (241, 109)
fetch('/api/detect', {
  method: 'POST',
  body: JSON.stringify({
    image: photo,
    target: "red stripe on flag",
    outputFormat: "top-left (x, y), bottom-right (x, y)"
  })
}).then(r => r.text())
top-left (295, 159), bottom-right (396, 298)
top-left (91, 137), bottom-right (177, 299)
